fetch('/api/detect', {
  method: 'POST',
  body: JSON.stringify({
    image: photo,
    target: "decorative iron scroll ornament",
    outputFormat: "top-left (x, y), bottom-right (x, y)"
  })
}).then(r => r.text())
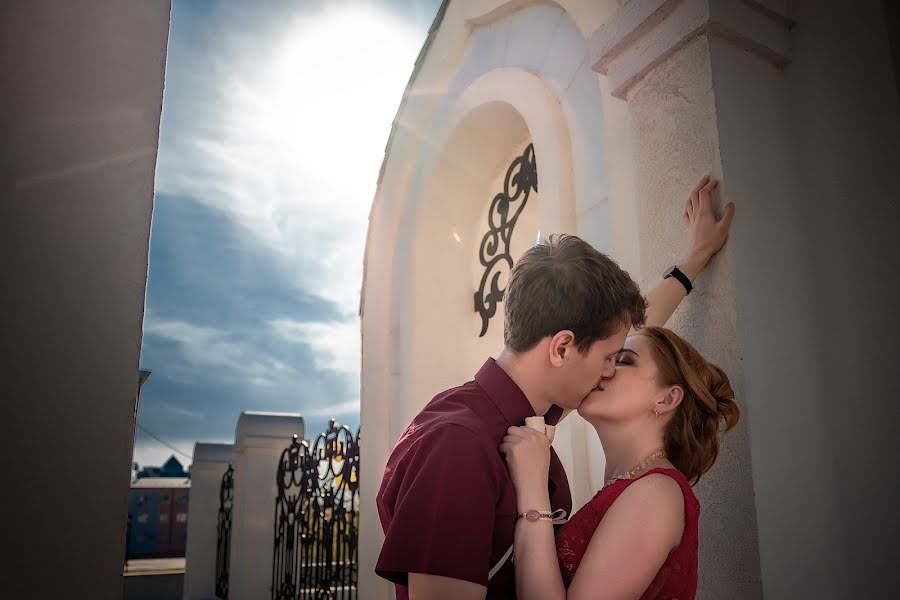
top-left (474, 143), bottom-right (538, 337)
top-left (215, 464), bottom-right (234, 599)
top-left (272, 420), bottom-right (360, 600)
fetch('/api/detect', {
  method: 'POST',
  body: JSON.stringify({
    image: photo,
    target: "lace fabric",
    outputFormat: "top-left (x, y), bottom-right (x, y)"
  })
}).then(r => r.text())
top-left (555, 467), bottom-right (700, 600)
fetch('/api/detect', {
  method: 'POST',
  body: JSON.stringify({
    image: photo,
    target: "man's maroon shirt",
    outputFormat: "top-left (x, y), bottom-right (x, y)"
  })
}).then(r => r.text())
top-left (375, 359), bottom-right (572, 599)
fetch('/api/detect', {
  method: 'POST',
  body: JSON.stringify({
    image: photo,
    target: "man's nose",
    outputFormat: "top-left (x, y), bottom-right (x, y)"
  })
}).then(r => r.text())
top-left (601, 361), bottom-right (616, 379)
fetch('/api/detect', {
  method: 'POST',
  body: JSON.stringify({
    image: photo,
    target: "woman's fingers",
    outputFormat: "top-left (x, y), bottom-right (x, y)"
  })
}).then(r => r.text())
top-left (506, 425), bottom-right (544, 439)
top-left (690, 175), bottom-right (710, 197)
top-left (699, 178), bottom-right (719, 213)
top-left (689, 175), bottom-right (709, 214)
top-left (719, 201), bottom-right (736, 231)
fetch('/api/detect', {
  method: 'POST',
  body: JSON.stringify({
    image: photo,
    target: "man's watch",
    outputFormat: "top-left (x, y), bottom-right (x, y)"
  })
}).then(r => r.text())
top-left (663, 265), bottom-right (693, 294)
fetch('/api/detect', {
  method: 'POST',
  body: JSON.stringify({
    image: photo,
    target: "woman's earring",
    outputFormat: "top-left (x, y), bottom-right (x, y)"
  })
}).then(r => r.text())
top-left (653, 408), bottom-right (660, 417)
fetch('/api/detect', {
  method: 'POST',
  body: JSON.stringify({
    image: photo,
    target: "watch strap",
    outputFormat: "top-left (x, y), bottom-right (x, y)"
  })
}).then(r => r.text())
top-left (664, 265), bottom-right (693, 294)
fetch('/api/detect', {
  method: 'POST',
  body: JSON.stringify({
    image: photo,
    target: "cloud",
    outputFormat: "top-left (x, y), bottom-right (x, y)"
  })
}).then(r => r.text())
top-left (134, 1), bottom-right (428, 458)
top-left (155, 3), bottom-right (423, 313)
top-left (143, 317), bottom-right (295, 384)
top-left (158, 401), bottom-right (203, 420)
top-left (269, 318), bottom-right (361, 376)
top-left (304, 399), bottom-right (361, 418)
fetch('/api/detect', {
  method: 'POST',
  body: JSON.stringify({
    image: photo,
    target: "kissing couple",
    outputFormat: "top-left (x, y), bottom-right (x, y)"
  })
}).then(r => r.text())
top-left (376, 175), bottom-right (737, 600)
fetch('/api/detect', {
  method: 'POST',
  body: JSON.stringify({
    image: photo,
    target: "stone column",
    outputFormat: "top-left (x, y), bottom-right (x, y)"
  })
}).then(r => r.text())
top-left (183, 443), bottom-right (234, 600)
top-left (228, 412), bottom-right (305, 600)
top-left (591, 1), bottom-right (848, 598)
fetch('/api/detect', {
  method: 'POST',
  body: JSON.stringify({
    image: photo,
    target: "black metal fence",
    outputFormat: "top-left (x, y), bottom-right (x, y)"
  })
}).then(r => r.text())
top-left (272, 420), bottom-right (360, 600)
top-left (215, 464), bottom-right (234, 599)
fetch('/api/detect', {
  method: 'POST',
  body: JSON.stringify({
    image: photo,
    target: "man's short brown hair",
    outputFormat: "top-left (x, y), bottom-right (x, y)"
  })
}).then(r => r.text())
top-left (503, 234), bottom-right (646, 353)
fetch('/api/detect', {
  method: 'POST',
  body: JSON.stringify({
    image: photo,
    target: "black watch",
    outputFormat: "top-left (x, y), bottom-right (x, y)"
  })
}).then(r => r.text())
top-left (663, 265), bottom-right (693, 294)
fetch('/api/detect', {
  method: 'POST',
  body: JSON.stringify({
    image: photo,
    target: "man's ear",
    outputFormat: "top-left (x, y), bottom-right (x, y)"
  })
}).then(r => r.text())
top-left (548, 330), bottom-right (575, 367)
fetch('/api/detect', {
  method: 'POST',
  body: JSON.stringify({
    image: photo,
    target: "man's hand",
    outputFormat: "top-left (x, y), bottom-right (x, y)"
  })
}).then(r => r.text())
top-left (680, 175), bottom-right (736, 277)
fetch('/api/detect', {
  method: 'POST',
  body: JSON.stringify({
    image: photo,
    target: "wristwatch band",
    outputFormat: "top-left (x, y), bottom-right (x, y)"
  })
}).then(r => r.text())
top-left (663, 265), bottom-right (693, 294)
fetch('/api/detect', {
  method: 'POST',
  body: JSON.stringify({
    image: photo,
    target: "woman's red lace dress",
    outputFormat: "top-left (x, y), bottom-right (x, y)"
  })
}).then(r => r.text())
top-left (555, 467), bottom-right (700, 599)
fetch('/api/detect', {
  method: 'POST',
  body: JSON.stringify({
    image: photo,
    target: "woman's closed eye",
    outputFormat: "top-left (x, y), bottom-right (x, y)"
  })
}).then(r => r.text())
top-left (615, 349), bottom-right (638, 365)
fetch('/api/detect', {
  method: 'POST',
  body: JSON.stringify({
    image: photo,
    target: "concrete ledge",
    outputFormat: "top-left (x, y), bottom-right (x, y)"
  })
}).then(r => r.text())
top-left (590, 0), bottom-right (793, 98)
top-left (192, 442), bottom-right (234, 466)
top-left (234, 411), bottom-right (304, 449)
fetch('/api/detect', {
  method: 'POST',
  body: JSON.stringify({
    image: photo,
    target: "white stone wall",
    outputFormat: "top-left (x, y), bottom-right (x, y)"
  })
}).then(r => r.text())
top-left (362, 0), bottom-right (899, 599)
top-left (228, 412), bottom-right (304, 600)
top-left (360, 3), bottom-right (618, 598)
top-left (2, 2), bottom-right (171, 599)
top-left (184, 443), bottom-right (234, 600)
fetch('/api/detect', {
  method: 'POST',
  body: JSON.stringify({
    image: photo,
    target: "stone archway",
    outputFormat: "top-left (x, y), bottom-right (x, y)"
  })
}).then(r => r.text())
top-left (359, 5), bottom-right (618, 597)
top-left (390, 68), bottom-right (577, 433)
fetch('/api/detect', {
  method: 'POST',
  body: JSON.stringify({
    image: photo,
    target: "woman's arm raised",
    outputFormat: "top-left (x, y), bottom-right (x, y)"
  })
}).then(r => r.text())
top-left (643, 175), bottom-right (735, 329)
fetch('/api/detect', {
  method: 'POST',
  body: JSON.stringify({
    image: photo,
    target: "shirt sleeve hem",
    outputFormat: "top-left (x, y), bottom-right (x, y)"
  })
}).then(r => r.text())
top-left (375, 563), bottom-right (488, 589)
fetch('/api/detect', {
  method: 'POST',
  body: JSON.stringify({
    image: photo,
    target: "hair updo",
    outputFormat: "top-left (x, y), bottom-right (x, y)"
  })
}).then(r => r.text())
top-left (638, 326), bottom-right (740, 485)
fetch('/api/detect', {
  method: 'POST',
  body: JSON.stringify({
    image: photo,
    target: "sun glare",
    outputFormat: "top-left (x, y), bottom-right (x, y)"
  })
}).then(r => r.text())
top-left (233, 7), bottom-right (420, 204)
top-left (202, 5), bottom-right (423, 309)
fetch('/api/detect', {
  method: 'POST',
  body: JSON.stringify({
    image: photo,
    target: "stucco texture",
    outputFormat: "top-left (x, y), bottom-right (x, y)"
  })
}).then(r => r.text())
top-left (626, 36), bottom-right (763, 600)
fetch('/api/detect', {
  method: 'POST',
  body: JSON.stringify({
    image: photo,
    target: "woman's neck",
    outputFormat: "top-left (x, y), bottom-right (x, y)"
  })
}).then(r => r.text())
top-left (594, 421), bottom-right (667, 482)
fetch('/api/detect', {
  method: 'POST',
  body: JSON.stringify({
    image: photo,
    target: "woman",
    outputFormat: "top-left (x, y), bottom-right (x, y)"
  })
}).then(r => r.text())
top-left (500, 182), bottom-right (739, 599)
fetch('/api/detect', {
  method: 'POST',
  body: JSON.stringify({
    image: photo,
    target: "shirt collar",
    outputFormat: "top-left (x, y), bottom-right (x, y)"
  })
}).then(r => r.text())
top-left (474, 358), bottom-right (564, 426)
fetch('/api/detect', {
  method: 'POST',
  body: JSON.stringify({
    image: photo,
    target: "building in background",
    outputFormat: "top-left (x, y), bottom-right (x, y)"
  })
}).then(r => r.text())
top-left (135, 455), bottom-right (190, 480)
top-left (127, 474), bottom-right (191, 560)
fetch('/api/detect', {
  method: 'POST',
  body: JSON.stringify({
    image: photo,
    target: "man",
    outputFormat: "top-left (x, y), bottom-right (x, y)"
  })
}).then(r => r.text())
top-left (375, 177), bottom-right (733, 599)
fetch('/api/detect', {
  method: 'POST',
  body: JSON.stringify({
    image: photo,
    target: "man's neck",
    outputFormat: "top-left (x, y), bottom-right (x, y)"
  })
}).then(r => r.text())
top-left (495, 347), bottom-right (554, 417)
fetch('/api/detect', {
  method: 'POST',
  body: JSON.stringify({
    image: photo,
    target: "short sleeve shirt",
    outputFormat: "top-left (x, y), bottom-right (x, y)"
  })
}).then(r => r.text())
top-left (375, 359), bottom-right (572, 599)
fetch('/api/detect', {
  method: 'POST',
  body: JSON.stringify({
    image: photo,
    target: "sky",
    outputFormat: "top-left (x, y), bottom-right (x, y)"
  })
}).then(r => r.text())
top-left (134, 0), bottom-right (442, 470)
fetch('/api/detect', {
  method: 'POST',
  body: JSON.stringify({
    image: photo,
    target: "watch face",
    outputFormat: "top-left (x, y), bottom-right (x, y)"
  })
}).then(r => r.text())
top-left (525, 510), bottom-right (541, 522)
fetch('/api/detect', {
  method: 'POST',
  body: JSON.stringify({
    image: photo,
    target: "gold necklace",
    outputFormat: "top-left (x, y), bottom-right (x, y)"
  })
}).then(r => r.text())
top-left (603, 448), bottom-right (667, 488)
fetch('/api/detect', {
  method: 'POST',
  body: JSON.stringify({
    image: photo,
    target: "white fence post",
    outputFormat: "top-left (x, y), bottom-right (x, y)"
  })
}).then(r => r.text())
top-left (183, 442), bottom-right (234, 600)
top-left (228, 412), bottom-right (305, 600)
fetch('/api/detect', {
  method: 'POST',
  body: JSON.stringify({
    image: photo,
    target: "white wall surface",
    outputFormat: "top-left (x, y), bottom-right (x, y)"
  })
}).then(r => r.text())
top-left (1, 2), bottom-right (171, 599)
top-left (359, 3), bottom-right (616, 597)
top-left (363, 2), bottom-right (899, 600)
top-left (623, 36), bottom-right (764, 599)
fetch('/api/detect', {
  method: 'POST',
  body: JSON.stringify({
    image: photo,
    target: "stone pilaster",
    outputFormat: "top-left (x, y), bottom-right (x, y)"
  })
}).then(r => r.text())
top-left (229, 412), bottom-right (305, 600)
top-left (588, 1), bottom-right (851, 598)
top-left (183, 443), bottom-right (234, 600)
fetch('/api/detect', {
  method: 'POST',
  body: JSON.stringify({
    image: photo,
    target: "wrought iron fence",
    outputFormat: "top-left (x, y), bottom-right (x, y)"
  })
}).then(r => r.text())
top-left (272, 420), bottom-right (360, 600)
top-left (215, 464), bottom-right (234, 599)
